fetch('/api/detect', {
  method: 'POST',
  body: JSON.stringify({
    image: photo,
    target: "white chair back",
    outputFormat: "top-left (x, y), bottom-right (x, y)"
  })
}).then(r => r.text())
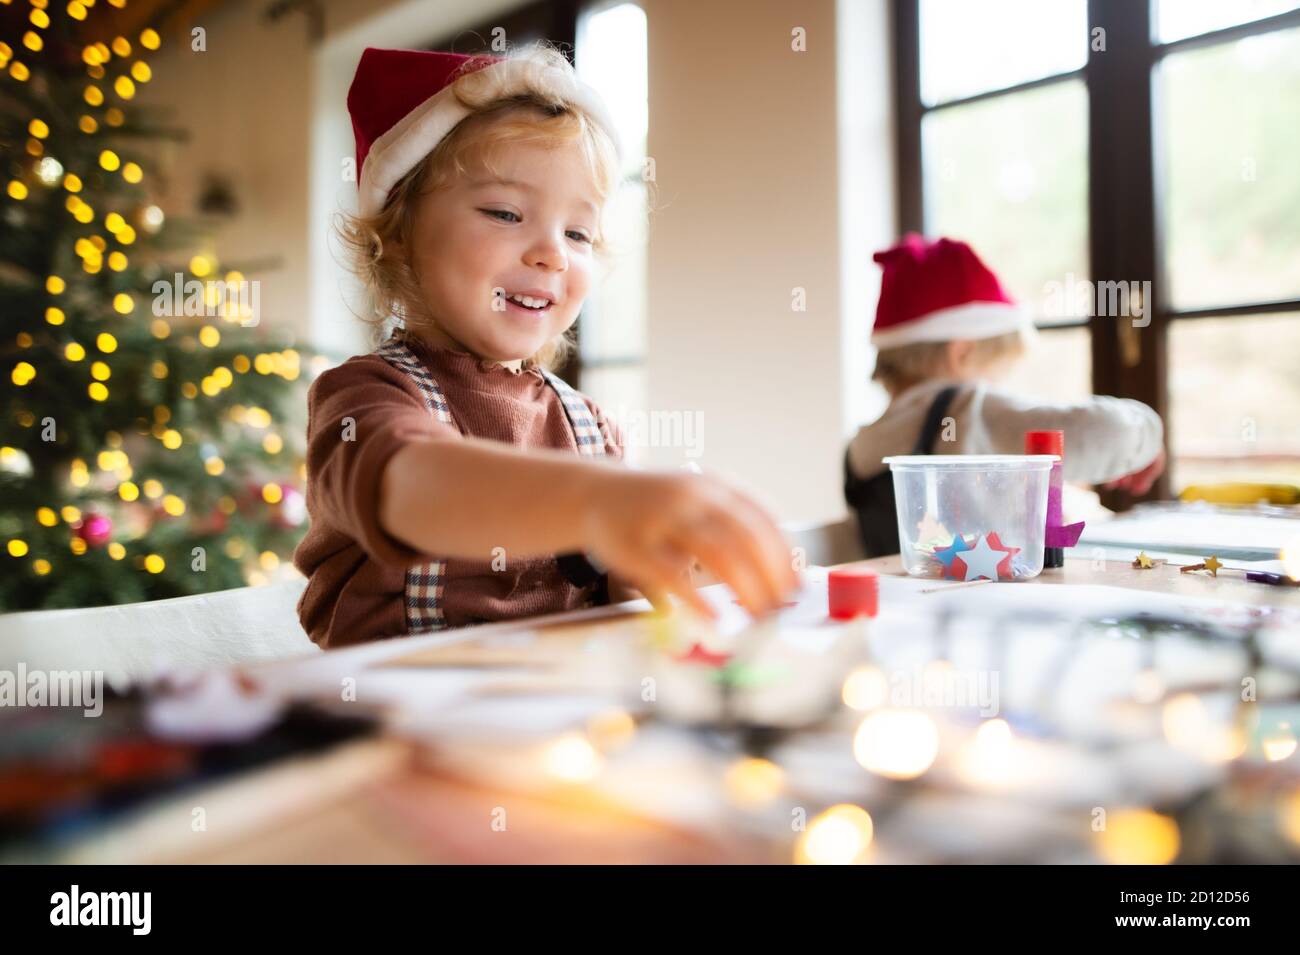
top-left (782, 515), bottom-right (865, 568)
top-left (0, 579), bottom-right (318, 689)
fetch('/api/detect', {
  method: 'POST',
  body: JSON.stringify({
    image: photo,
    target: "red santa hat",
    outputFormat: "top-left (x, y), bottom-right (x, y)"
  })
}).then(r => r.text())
top-left (870, 234), bottom-right (1033, 349)
top-left (347, 47), bottom-right (623, 217)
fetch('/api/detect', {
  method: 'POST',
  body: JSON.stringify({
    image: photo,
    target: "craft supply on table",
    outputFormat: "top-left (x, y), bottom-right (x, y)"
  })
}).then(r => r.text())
top-left (827, 567), bottom-right (879, 619)
top-left (1024, 430), bottom-right (1085, 569)
top-left (1080, 501), bottom-right (1300, 563)
top-left (13, 565), bottom-right (1300, 864)
top-left (883, 454), bottom-right (1058, 581)
top-left (1178, 558), bottom-right (1299, 588)
top-left (920, 578), bottom-right (994, 594)
top-left (1180, 555), bottom-right (1224, 576)
top-left (395, 572), bottom-right (1300, 863)
top-left (1180, 482), bottom-right (1300, 506)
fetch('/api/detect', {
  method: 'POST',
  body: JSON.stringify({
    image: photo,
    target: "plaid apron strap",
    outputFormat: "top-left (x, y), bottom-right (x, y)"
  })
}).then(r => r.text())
top-left (374, 335), bottom-right (453, 634)
top-left (540, 369), bottom-right (610, 606)
top-left (539, 369), bottom-right (607, 458)
top-left (374, 336), bottom-right (454, 424)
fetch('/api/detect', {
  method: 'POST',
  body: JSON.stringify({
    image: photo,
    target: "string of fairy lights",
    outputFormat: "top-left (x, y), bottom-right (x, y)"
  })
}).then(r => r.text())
top-left (516, 601), bottom-right (1300, 864)
top-left (2, 0), bottom-right (314, 588)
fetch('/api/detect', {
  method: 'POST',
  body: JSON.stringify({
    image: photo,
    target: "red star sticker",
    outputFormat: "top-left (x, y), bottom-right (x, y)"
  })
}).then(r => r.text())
top-left (674, 643), bottom-right (732, 667)
top-left (950, 531), bottom-right (1021, 581)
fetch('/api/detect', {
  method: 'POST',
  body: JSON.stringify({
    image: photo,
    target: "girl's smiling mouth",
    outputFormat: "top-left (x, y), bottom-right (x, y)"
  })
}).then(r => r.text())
top-left (502, 289), bottom-right (558, 316)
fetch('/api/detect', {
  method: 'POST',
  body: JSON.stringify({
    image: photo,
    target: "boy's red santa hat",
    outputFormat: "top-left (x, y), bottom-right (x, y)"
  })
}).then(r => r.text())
top-left (870, 234), bottom-right (1034, 349)
top-left (348, 47), bottom-right (623, 217)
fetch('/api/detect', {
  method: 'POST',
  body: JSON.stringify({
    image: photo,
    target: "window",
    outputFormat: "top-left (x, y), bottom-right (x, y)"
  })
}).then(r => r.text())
top-left (575, 2), bottom-right (649, 458)
top-left (906, 0), bottom-right (1093, 406)
top-left (1153, 2), bottom-right (1300, 490)
top-left (895, 0), bottom-right (1300, 497)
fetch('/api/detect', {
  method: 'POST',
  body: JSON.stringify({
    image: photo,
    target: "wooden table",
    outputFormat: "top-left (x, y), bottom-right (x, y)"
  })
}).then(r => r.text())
top-left (54, 556), bottom-right (1300, 864)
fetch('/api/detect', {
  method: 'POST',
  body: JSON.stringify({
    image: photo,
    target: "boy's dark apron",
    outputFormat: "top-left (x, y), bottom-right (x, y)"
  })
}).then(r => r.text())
top-left (844, 385), bottom-right (960, 559)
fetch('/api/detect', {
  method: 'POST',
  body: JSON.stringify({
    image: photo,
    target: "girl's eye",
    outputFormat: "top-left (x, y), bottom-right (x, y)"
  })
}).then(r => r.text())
top-left (566, 230), bottom-right (592, 245)
top-left (481, 208), bottom-right (520, 222)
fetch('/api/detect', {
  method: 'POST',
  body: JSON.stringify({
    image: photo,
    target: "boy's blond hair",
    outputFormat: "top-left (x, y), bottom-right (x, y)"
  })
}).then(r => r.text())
top-left (336, 43), bottom-right (623, 369)
top-left (871, 330), bottom-right (1030, 395)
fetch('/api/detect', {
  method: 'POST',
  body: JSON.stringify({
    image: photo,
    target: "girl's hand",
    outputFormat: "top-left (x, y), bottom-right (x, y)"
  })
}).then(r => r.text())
top-left (1103, 447), bottom-right (1166, 496)
top-left (583, 470), bottom-right (799, 618)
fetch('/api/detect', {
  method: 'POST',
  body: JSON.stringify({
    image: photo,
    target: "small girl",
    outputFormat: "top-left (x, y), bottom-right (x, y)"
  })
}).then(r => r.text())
top-left (294, 45), bottom-right (796, 648)
top-left (845, 234), bottom-right (1165, 558)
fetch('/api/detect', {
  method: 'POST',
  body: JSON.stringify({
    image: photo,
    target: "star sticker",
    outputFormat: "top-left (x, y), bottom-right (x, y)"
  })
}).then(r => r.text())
top-left (1133, 551), bottom-right (1154, 569)
top-left (916, 513), bottom-right (952, 551)
top-left (953, 532), bottom-right (1019, 582)
top-left (674, 642), bottom-right (732, 667)
top-left (933, 534), bottom-right (974, 579)
top-left (1179, 555), bottom-right (1224, 577)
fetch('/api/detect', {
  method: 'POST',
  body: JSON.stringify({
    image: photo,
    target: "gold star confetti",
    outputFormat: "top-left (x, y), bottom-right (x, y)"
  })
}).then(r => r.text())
top-left (1133, 551), bottom-right (1154, 569)
top-left (1179, 556), bottom-right (1223, 576)
top-left (915, 513), bottom-right (952, 553)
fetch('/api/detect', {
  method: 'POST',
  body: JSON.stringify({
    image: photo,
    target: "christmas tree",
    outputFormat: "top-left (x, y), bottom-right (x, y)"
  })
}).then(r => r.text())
top-left (1, 0), bottom-right (310, 611)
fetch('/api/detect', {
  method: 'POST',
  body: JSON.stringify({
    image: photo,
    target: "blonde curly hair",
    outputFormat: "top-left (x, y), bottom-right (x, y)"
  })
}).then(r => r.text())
top-left (336, 42), bottom-right (624, 369)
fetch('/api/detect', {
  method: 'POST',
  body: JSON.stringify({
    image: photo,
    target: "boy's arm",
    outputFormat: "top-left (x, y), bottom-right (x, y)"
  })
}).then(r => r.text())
top-left (380, 388), bottom-right (633, 563)
top-left (969, 385), bottom-right (1165, 485)
top-left (310, 359), bottom-right (614, 561)
top-left (310, 358), bottom-right (796, 616)
top-left (304, 357), bottom-right (458, 567)
top-left (379, 437), bottom-right (603, 558)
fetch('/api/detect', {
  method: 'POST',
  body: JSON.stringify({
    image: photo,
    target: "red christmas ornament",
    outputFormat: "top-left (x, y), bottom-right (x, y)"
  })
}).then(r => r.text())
top-left (192, 508), bottom-right (228, 535)
top-left (75, 512), bottom-right (113, 548)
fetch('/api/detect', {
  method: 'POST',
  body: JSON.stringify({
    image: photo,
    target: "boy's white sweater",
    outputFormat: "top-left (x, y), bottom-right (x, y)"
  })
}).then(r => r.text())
top-left (846, 379), bottom-right (1164, 484)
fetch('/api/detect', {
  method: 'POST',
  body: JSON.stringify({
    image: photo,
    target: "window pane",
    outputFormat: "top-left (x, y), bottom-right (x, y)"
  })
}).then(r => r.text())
top-left (920, 0), bottom-right (1087, 105)
top-left (577, 2), bottom-right (647, 178)
top-left (1159, 27), bottom-right (1300, 310)
top-left (923, 80), bottom-right (1090, 322)
top-left (1156, 0), bottom-right (1300, 44)
top-left (578, 364), bottom-right (648, 464)
top-left (994, 325), bottom-right (1093, 405)
top-left (580, 180), bottom-right (647, 360)
top-left (1168, 314), bottom-right (1300, 491)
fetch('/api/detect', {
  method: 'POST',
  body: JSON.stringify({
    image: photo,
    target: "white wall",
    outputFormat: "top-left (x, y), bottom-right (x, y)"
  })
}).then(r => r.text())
top-left (140, 0), bottom-right (313, 341)
top-left (642, 0), bottom-right (894, 523)
top-left (142, 0), bottom-right (896, 524)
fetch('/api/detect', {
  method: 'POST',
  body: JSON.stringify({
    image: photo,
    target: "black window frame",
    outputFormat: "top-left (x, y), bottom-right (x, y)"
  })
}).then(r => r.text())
top-left (891, 0), bottom-right (1300, 504)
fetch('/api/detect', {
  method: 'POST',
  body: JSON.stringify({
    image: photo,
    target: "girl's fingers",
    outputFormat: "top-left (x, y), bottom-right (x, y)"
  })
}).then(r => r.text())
top-left (695, 507), bottom-right (793, 615)
top-left (714, 493), bottom-right (800, 601)
top-left (676, 518), bottom-right (770, 615)
top-left (631, 545), bottom-right (715, 619)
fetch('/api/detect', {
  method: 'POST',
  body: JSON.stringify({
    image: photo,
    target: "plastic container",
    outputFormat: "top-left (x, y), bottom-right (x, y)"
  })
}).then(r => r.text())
top-left (881, 454), bottom-right (1060, 581)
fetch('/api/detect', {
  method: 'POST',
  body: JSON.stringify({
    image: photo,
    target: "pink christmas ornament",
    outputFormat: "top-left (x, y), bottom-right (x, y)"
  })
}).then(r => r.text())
top-left (273, 485), bottom-right (306, 528)
top-left (76, 512), bottom-right (113, 548)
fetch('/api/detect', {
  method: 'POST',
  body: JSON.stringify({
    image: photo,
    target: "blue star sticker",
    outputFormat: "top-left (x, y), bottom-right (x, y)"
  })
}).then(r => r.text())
top-left (933, 534), bottom-right (973, 577)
